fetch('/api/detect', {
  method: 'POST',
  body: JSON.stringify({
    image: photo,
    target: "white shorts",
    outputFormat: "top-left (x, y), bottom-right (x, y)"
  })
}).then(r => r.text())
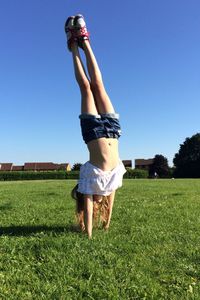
top-left (77, 160), bottom-right (126, 196)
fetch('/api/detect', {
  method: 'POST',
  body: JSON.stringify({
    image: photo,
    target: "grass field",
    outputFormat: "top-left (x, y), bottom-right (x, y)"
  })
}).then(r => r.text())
top-left (0, 179), bottom-right (200, 299)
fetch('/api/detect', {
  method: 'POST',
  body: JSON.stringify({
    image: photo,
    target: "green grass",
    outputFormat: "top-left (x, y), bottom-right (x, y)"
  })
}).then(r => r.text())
top-left (0, 179), bottom-right (200, 299)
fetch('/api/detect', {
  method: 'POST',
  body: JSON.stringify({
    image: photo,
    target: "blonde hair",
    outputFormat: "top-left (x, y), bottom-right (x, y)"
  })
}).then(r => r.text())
top-left (71, 185), bottom-right (109, 230)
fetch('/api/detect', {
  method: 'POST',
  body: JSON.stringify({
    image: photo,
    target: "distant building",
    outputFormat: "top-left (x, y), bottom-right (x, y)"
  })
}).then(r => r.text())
top-left (0, 162), bottom-right (71, 172)
top-left (122, 160), bottom-right (132, 168)
top-left (135, 159), bottom-right (154, 171)
top-left (56, 163), bottom-right (71, 171)
top-left (24, 162), bottom-right (71, 172)
top-left (12, 165), bottom-right (24, 171)
top-left (0, 163), bottom-right (13, 171)
top-left (24, 162), bottom-right (56, 172)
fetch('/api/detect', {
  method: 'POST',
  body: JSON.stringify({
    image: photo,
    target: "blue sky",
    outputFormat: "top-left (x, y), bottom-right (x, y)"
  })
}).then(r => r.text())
top-left (0, 0), bottom-right (199, 167)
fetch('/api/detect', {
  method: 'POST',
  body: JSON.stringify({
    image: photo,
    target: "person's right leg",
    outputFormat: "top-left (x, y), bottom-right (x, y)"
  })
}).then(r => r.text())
top-left (71, 43), bottom-right (98, 115)
top-left (103, 191), bottom-right (115, 230)
top-left (83, 40), bottom-right (115, 114)
top-left (73, 15), bottom-right (115, 114)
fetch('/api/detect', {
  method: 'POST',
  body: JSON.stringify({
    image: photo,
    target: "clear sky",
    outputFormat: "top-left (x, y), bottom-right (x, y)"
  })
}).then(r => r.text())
top-left (0, 0), bottom-right (199, 167)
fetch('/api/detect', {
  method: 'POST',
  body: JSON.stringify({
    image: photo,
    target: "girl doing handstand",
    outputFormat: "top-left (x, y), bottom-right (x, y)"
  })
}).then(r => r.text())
top-left (65, 14), bottom-right (126, 238)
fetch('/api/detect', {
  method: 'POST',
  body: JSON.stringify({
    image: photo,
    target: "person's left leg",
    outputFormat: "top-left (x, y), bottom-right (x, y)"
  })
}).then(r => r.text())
top-left (84, 194), bottom-right (94, 238)
top-left (104, 191), bottom-right (115, 230)
top-left (83, 40), bottom-right (115, 114)
top-left (65, 15), bottom-right (98, 115)
top-left (71, 43), bottom-right (98, 115)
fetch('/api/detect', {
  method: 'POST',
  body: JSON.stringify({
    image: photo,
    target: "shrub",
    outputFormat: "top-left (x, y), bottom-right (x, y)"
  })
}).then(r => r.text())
top-left (0, 171), bottom-right (80, 181)
top-left (0, 168), bottom-right (150, 181)
top-left (66, 171), bottom-right (80, 180)
top-left (124, 168), bottom-right (148, 179)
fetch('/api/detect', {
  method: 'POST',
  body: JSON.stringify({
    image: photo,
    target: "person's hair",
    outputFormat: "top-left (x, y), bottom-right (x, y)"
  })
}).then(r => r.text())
top-left (71, 185), bottom-right (109, 230)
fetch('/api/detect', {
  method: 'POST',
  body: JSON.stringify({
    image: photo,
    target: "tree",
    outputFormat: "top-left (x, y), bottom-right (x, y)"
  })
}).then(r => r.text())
top-left (71, 163), bottom-right (82, 171)
top-left (149, 154), bottom-right (170, 178)
top-left (173, 133), bottom-right (200, 178)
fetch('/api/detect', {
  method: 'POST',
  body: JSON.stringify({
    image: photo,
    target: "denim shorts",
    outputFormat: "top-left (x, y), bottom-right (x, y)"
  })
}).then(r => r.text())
top-left (79, 113), bottom-right (122, 144)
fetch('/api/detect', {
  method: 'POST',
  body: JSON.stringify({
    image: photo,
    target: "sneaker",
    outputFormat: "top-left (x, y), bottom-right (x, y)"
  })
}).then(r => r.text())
top-left (74, 14), bottom-right (90, 49)
top-left (64, 16), bottom-right (76, 51)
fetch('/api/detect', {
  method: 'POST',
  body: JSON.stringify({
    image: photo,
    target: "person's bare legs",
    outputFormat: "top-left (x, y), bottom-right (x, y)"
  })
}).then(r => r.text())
top-left (82, 40), bottom-right (115, 114)
top-left (71, 42), bottom-right (97, 238)
top-left (104, 191), bottom-right (115, 230)
top-left (80, 40), bottom-right (117, 232)
top-left (84, 195), bottom-right (93, 238)
top-left (71, 42), bottom-right (98, 115)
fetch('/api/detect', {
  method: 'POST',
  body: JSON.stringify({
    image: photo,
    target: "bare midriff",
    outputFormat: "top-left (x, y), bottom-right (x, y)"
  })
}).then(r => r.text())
top-left (87, 138), bottom-right (119, 171)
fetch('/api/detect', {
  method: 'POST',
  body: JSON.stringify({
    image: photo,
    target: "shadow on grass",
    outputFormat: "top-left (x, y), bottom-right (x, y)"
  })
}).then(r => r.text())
top-left (0, 202), bottom-right (13, 211)
top-left (0, 224), bottom-right (81, 236)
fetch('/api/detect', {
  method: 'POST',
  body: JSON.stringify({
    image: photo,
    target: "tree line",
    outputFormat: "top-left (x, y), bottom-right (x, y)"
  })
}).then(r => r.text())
top-left (150, 133), bottom-right (200, 178)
